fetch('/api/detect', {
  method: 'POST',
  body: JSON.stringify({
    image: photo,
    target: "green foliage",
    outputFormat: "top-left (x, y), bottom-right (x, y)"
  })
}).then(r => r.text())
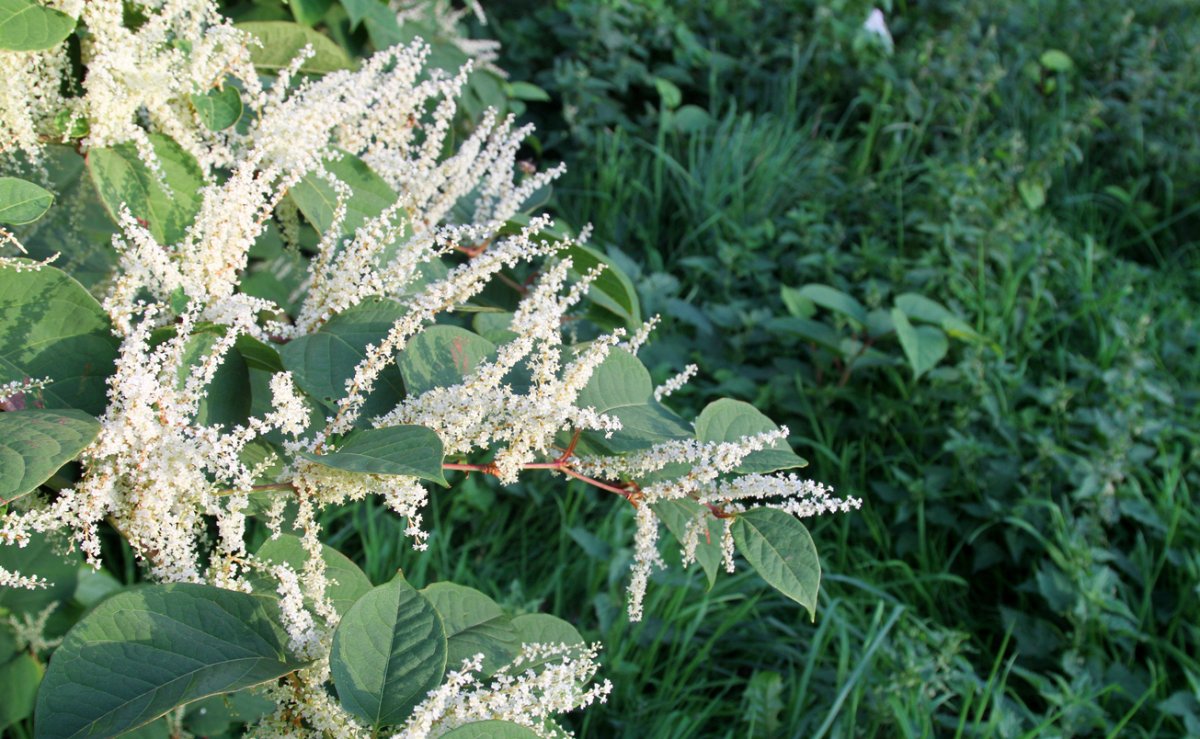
top-left (87, 134), bottom-right (205, 246)
top-left (250, 534), bottom-right (373, 615)
top-left (441, 722), bottom-right (542, 738)
top-left (0, 409), bottom-right (99, 504)
top-left (235, 20), bottom-right (355, 73)
top-left (731, 509), bottom-right (821, 619)
top-left (34, 583), bottom-right (308, 739)
top-left (330, 572), bottom-right (448, 728)
top-left (0, 0), bottom-right (75, 51)
top-left (0, 262), bottom-right (118, 414)
top-left (0, 177), bottom-right (53, 225)
top-left (279, 297), bottom-right (408, 413)
top-left (300, 425), bottom-right (449, 486)
top-left (190, 85), bottom-right (243, 131)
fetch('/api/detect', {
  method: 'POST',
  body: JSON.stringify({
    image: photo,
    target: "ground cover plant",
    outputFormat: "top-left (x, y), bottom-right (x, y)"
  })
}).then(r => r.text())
top-left (0, 1), bottom-right (864, 737)
top-left (485, 0), bottom-right (1200, 735)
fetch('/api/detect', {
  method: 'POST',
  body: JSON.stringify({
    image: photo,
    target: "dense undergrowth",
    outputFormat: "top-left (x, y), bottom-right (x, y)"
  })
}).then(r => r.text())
top-left (459, 0), bottom-right (1200, 735)
top-left (2, 0), bottom-right (1197, 737)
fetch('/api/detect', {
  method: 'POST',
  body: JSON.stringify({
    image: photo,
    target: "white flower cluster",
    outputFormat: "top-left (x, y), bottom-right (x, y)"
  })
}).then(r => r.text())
top-left (378, 259), bottom-right (623, 483)
top-left (397, 643), bottom-right (612, 738)
top-left (0, 304), bottom-right (309, 582)
top-left (574, 429), bottom-right (862, 619)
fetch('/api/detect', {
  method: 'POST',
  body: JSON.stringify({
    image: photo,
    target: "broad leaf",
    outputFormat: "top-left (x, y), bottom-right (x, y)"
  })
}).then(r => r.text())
top-left (0, 177), bottom-right (54, 225)
top-left (797, 284), bottom-right (867, 327)
top-left (731, 509), bottom-right (820, 619)
top-left (575, 348), bottom-right (651, 411)
top-left (8, 146), bottom-right (117, 290)
top-left (87, 133), bottom-right (204, 245)
top-left (0, 261), bottom-right (118, 414)
top-left (695, 399), bottom-right (806, 474)
top-left (442, 721), bottom-right (541, 738)
top-left (190, 86), bottom-right (242, 131)
top-left (564, 243), bottom-right (640, 328)
top-left (575, 349), bottom-right (691, 453)
top-left (289, 151), bottom-right (398, 237)
top-left (422, 583), bottom-right (520, 676)
top-left (0, 409), bottom-right (99, 505)
top-left (0, 531), bottom-right (79, 615)
top-left (0, 0), bottom-right (74, 51)
top-left (891, 308), bottom-right (948, 379)
top-left (652, 498), bottom-right (721, 589)
top-left (249, 534), bottom-right (372, 616)
top-left (299, 425), bottom-right (448, 486)
top-left (235, 21), bottom-right (354, 74)
top-left (288, 0), bottom-right (332, 26)
top-left (34, 583), bottom-right (307, 739)
top-left (398, 326), bottom-right (496, 395)
top-left (173, 328), bottom-right (252, 428)
top-left (330, 573), bottom-right (448, 728)
top-left (340, 0), bottom-right (404, 49)
top-left (510, 613), bottom-right (583, 674)
top-left (894, 293), bottom-right (985, 344)
top-left (278, 297), bottom-right (407, 417)
top-left (0, 653), bottom-right (41, 731)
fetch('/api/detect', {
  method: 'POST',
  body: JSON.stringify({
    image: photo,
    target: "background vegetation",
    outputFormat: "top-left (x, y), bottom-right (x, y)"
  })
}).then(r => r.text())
top-left (475, 0), bottom-right (1200, 735)
top-left (4, 0), bottom-right (1198, 736)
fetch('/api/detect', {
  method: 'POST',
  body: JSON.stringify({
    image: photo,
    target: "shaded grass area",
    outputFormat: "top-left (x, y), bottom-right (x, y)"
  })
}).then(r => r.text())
top-left (413, 0), bottom-right (1200, 735)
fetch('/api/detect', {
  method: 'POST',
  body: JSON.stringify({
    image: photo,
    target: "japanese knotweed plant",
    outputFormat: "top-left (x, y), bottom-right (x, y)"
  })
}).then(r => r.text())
top-left (0, 1), bottom-right (860, 737)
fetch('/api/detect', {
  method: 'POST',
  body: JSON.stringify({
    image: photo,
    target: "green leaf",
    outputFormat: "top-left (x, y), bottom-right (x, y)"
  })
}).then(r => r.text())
top-left (575, 348), bottom-right (651, 411)
top-left (7, 146), bottom-right (117, 290)
top-left (1018, 178), bottom-right (1046, 211)
top-left (575, 349), bottom-right (692, 454)
top-left (1039, 49), bottom-right (1073, 72)
top-left (695, 399), bottom-right (806, 474)
top-left (249, 534), bottom-right (372, 616)
top-left (397, 326), bottom-right (496, 396)
top-left (765, 316), bottom-right (843, 352)
top-left (87, 133), bottom-right (204, 245)
top-left (891, 308), bottom-right (948, 380)
top-left (289, 151), bottom-right (398, 237)
top-left (0, 177), bottom-right (54, 225)
top-left (0, 531), bottom-right (79, 615)
top-left (0, 652), bottom-right (42, 731)
top-left (510, 613), bottom-right (583, 673)
top-left (0, 409), bottom-right (99, 505)
top-left (441, 721), bottom-right (542, 738)
top-left (235, 21), bottom-right (354, 74)
top-left (894, 294), bottom-right (984, 345)
top-left (652, 498), bottom-right (721, 589)
top-left (288, 0), bottom-right (332, 25)
top-left (731, 508), bottom-right (821, 619)
top-left (422, 583), bottom-right (520, 676)
top-left (173, 328), bottom-right (252, 428)
top-left (330, 573), bottom-right (448, 728)
top-left (190, 86), bottom-right (243, 131)
top-left (505, 82), bottom-right (550, 102)
top-left (278, 297), bottom-right (407, 417)
top-left (34, 583), bottom-right (307, 739)
top-left (893, 293), bottom-right (954, 325)
top-left (779, 285), bottom-right (814, 318)
top-left (0, 261), bottom-right (118, 414)
top-left (653, 77), bottom-right (682, 109)
top-left (796, 284), bottom-right (868, 327)
top-left (299, 425), bottom-right (448, 486)
top-left (340, 0), bottom-right (408, 48)
top-left (564, 243), bottom-right (641, 328)
top-left (0, 0), bottom-right (75, 51)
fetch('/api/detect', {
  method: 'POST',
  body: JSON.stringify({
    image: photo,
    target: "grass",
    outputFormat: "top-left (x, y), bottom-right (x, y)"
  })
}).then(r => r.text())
top-left (463, 0), bottom-right (1200, 735)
